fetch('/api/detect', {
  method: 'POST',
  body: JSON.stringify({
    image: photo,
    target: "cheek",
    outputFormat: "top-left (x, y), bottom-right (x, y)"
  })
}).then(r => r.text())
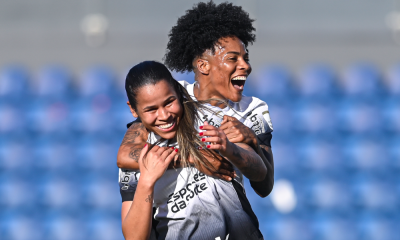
top-left (139, 114), bottom-right (156, 128)
top-left (171, 103), bottom-right (183, 117)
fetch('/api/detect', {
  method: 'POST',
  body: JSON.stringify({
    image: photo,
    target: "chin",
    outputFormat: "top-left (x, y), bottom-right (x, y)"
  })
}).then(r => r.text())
top-left (155, 130), bottom-right (177, 140)
top-left (229, 94), bottom-right (243, 103)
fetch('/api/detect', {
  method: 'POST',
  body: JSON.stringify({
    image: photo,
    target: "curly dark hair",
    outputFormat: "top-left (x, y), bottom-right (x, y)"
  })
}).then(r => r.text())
top-left (164, 1), bottom-right (256, 72)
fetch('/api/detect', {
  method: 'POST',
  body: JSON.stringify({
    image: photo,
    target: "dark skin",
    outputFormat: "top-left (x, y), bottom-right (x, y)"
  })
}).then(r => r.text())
top-left (220, 115), bottom-right (274, 196)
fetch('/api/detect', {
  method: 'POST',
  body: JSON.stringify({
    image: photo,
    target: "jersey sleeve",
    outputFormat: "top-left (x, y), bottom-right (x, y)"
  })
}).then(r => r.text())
top-left (243, 98), bottom-right (273, 147)
top-left (243, 99), bottom-right (273, 135)
top-left (119, 168), bottom-right (141, 202)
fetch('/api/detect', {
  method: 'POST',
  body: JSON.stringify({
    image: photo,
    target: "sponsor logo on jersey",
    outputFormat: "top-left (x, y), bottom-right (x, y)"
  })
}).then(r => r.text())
top-left (167, 172), bottom-right (208, 213)
top-left (202, 114), bottom-right (221, 128)
top-left (246, 110), bottom-right (265, 135)
top-left (119, 169), bottom-right (139, 190)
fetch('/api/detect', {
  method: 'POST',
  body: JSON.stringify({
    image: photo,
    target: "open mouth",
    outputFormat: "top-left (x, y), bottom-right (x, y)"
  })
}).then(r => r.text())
top-left (231, 76), bottom-right (247, 91)
top-left (156, 119), bottom-right (176, 132)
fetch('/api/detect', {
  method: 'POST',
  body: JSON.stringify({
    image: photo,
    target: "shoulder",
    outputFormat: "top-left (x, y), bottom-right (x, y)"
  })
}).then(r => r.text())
top-left (240, 96), bottom-right (274, 134)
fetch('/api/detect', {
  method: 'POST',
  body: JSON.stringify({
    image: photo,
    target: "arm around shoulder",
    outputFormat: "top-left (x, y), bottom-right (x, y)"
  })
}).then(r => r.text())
top-left (117, 122), bottom-right (148, 169)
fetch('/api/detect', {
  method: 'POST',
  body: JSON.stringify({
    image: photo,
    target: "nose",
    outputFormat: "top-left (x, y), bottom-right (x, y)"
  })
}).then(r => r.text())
top-left (239, 58), bottom-right (252, 74)
top-left (157, 107), bottom-right (170, 121)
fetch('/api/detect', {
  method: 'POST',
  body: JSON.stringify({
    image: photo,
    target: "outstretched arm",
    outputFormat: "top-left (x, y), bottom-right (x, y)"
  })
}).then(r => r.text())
top-left (117, 122), bottom-right (148, 169)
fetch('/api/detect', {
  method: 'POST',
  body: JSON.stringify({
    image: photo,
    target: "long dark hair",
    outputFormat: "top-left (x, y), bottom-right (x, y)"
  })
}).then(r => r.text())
top-left (125, 61), bottom-right (218, 172)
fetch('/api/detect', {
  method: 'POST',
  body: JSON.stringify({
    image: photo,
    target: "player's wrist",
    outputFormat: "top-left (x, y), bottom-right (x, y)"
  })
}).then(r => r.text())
top-left (138, 176), bottom-right (157, 189)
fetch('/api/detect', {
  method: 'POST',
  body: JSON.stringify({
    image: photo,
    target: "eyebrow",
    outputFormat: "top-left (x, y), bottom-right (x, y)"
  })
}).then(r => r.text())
top-left (226, 51), bottom-right (249, 57)
top-left (142, 96), bottom-right (176, 111)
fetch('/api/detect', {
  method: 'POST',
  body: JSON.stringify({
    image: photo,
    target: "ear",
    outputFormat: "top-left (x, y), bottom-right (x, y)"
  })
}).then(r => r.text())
top-left (195, 58), bottom-right (210, 75)
top-left (127, 101), bottom-right (138, 118)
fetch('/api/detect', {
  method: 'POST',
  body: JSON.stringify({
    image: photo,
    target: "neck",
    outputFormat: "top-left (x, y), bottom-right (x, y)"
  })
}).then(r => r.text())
top-left (193, 81), bottom-right (227, 108)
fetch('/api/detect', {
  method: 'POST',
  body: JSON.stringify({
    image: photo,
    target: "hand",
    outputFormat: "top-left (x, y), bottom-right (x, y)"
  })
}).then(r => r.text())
top-left (139, 144), bottom-right (178, 184)
top-left (219, 115), bottom-right (258, 148)
top-left (188, 150), bottom-right (236, 181)
top-left (199, 121), bottom-right (234, 158)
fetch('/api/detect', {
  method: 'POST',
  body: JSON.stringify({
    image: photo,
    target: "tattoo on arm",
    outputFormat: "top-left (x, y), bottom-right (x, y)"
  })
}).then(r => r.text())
top-left (129, 146), bottom-right (142, 162)
top-left (231, 143), bottom-right (264, 180)
top-left (120, 123), bottom-right (147, 162)
top-left (145, 193), bottom-right (153, 203)
top-left (120, 123), bottom-right (146, 146)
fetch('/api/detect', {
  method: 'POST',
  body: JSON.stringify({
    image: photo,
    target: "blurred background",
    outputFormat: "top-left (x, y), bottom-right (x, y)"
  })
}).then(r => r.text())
top-left (0, 0), bottom-right (399, 239)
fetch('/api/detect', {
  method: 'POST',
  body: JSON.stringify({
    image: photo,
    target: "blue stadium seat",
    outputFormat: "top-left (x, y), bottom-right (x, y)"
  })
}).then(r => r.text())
top-left (359, 214), bottom-right (400, 240)
top-left (388, 136), bottom-right (400, 170)
top-left (36, 65), bottom-right (74, 100)
top-left (352, 178), bottom-right (397, 213)
top-left (386, 64), bottom-right (400, 98)
top-left (248, 65), bottom-right (296, 104)
top-left (342, 137), bottom-right (390, 174)
top-left (0, 140), bottom-right (32, 175)
top-left (293, 102), bottom-right (338, 136)
top-left (37, 175), bottom-right (82, 212)
top-left (79, 65), bottom-right (117, 97)
top-left (297, 138), bottom-right (345, 174)
top-left (86, 213), bottom-right (124, 240)
top-left (43, 215), bottom-right (88, 240)
top-left (0, 65), bottom-right (30, 104)
top-left (32, 137), bottom-right (76, 175)
top-left (342, 63), bottom-right (384, 101)
top-left (268, 104), bottom-right (295, 139)
top-left (313, 215), bottom-right (360, 240)
top-left (270, 217), bottom-right (314, 240)
top-left (0, 173), bottom-right (39, 214)
top-left (0, 104), bottom-right (27, 134)
top-left (110, 99), bottom-right (135, 132)
top-left (272, 140), bottom-right (300, 175)
top-left (297, 64), bottom-right (339, 102)
top-left (26, 100), bottom-right (72, 135)
top-left (308, 178), bottom-right (355, 212)
top-left (80, 177), bottom-right (121, 213)
top-left (0, 214), bottom-right (44, 240)
top-left (382, 99), bottom-right (400, 133)
top-left (74, 137), bottom-right (119, 176)
top-left (70, 97), bottom-right (117, 135)
top-left (336, 101), bottom-right (383, 136)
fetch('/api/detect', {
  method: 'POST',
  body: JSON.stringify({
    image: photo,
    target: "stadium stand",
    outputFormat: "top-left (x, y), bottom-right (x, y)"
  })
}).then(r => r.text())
top-left (0, 62), bottom-right (399, 240)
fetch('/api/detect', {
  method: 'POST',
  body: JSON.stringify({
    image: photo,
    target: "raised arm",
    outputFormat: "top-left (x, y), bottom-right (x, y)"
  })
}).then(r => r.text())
top-left (219, 116), bottom-right (274, 197)
top-left (201, 122), bottom-right (267, 182)
top-left (117, 121), bottom-right (148, 169)
top-left (122, 145), bottom-right (177, 240)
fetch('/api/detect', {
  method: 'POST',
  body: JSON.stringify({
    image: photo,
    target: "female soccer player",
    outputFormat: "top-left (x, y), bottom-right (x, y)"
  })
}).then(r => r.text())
top-left (121, 61), bottom-right (265, 240)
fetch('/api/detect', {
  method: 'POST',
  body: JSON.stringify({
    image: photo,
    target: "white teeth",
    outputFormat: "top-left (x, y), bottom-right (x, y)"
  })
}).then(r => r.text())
top-left (232, 76), bottom-right (247, 81)
top-left (158, 122), bottom-right (174, 129)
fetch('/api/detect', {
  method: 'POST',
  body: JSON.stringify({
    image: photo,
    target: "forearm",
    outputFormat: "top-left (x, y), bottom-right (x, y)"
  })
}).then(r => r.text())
top-left (122, 179), bottom-right (154, 240)
top-left (117, 122), bottom-right (148, 169)
top-left (224, 143), bottom-right (267, 182)
top-left (117, 144), bottom-right (143, 169)
top-left (250, 144), bottom-right (274, 197)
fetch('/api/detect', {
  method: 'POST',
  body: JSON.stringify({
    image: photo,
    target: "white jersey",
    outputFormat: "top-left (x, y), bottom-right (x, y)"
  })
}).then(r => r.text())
top-left (119, 81), bottom-right (273, 240)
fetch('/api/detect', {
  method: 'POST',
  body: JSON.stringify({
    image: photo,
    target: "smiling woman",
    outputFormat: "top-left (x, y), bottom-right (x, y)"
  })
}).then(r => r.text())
top-left (128, 81), bottom-right (182, 140)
